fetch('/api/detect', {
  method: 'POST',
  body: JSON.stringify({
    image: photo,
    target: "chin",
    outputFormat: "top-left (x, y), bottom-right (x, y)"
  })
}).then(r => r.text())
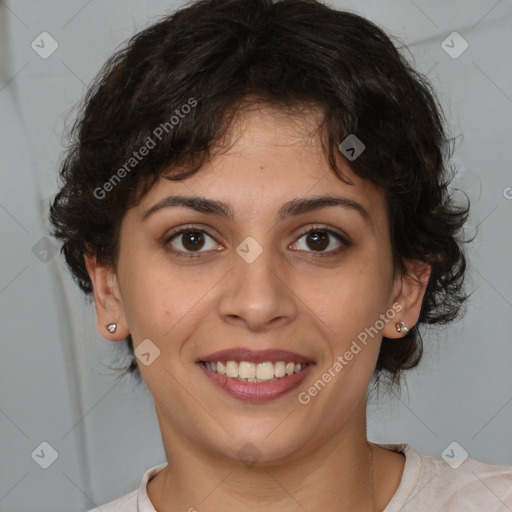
top-left (208, 427), bottom-right (309, 468)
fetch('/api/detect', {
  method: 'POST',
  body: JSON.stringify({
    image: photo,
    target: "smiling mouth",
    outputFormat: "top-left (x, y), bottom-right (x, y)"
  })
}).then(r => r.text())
top-left (200, 360), bottom-right (313, 382)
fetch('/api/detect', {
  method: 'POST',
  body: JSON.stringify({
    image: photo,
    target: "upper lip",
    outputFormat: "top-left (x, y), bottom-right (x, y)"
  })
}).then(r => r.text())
top-left (198, 347), bottom-right (314, 364)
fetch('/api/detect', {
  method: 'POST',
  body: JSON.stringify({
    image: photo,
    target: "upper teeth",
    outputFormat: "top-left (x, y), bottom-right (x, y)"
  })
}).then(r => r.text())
top-left (203, 360), bottom-right (307, 381)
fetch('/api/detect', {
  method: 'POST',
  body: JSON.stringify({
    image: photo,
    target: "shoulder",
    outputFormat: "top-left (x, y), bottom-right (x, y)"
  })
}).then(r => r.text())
top-left (380, 443), bottom-right (512, 511)
top-left (84, 488), bottom-right (138, 512)
top-left (416, 451), bottom-right (512, 510)
top-left (84, 462), bottom-right (168, 512)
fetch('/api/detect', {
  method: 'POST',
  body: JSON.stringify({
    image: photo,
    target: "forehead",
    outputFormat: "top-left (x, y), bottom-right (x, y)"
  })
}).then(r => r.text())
top-left (133, 104), bottom-right (389, 232)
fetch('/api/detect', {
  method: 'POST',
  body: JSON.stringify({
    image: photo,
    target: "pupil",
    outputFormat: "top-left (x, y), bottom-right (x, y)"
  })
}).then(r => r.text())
top-left (307, 231), bottom-right (328, 251)
top-left (183, 231), bottom-right (204, 251)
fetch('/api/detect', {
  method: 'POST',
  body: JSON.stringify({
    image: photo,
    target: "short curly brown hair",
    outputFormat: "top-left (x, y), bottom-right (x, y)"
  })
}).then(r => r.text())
top-left (49, 0), bottom-right (469, 388)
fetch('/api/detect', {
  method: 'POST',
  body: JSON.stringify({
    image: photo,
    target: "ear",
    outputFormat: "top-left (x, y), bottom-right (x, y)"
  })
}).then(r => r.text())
top-left (84, 253), bottom-right (130, 341)
top-left (383, 258), bottom-right (431, 339)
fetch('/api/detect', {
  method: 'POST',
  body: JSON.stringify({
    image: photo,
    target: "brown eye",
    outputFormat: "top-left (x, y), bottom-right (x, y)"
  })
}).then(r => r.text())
top-left (305, 231), bottom-right (330, 251)
top-left (292, 227), bottom-right (349, 255)
top-left (165, 228), bottom-right (221, 256)
top-left (181, 231), bottom-right (205, 251)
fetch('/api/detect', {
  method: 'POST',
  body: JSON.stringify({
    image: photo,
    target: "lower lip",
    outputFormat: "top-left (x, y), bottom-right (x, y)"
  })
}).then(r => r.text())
top-left (198, 363), bottom-right (315, 402)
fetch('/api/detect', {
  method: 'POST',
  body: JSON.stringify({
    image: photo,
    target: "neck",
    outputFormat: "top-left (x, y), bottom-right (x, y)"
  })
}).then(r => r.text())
top-left (149, 414), bottom-right (376, 512)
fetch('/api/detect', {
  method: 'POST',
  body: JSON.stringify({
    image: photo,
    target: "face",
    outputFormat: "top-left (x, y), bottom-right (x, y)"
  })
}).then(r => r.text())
top-left (87, 105), bottom-right (428, 465)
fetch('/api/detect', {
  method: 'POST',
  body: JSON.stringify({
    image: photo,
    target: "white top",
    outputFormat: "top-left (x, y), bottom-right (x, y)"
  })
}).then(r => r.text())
top-left (86, 443), bottom-right (512, 511)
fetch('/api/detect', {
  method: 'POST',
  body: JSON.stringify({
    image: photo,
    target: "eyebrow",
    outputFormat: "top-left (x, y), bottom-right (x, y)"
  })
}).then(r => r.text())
top-left (141, 195), bottom-right (371, 225)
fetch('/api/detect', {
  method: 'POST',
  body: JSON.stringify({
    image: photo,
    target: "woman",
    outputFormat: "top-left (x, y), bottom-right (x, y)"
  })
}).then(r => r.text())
top-left (49, 0), bottom-right (512, 510)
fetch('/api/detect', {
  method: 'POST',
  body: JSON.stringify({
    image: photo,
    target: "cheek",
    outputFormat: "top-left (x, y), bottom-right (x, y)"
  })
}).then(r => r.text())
top-left (308, 262), bottom-right (391, 327)
top-left (116, 249), bottom-right (217, 347)
top-left (116, 248), bottom-right (171, 342)
top-left (299, 255), bottom-right (394, 368)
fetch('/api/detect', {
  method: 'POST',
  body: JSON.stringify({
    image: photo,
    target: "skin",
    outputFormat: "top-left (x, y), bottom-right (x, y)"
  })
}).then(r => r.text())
top-left (85, 104), bottom-right (431, 511)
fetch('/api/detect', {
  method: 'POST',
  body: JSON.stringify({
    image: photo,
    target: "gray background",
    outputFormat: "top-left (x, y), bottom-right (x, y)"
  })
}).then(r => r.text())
top-left (1, 0), bottom-right (511, 510)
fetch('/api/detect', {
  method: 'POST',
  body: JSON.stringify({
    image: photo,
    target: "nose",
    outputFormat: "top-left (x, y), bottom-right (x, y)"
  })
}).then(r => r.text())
top-left (217, 242), bottom-right (298, 332)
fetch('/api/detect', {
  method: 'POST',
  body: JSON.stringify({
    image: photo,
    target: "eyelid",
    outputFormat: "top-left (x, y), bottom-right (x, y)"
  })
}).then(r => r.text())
top-left (163, 223), bottom-right (351, 257)
top-left (292, 224), bottom-right (351, 256)
top-left (163, 224), bottom-right (223, 257)
top-left (295, 224), bottom-right (351, 246)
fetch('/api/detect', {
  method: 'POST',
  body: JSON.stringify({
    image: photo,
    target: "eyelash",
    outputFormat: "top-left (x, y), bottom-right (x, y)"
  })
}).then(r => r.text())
top-left (163, 224), bottom-right (351, 259)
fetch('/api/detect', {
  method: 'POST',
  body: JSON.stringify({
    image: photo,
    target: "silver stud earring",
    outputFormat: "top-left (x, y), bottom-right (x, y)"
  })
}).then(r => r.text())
top-left (106, 323), bottom-right (117, 333)
top-left (396, 321), bottom-right (409, 334)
